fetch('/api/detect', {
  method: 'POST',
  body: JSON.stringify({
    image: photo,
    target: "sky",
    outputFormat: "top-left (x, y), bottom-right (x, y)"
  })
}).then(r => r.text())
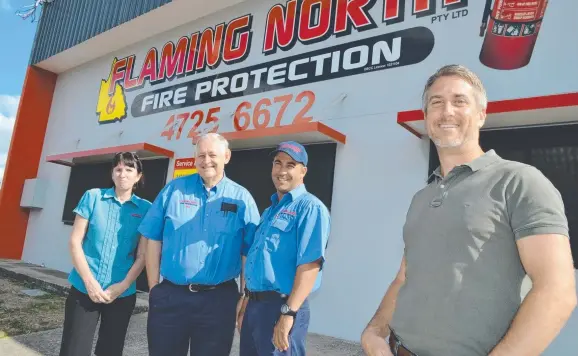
top-left (0, 0), bottom-right (38, 185)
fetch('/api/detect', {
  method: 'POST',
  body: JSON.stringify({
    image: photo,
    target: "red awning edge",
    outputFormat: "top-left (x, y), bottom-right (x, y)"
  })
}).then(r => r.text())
top-left (397, 92), bottom-right (578, 139)
top-left (46, 142), bottom-right (174, 167)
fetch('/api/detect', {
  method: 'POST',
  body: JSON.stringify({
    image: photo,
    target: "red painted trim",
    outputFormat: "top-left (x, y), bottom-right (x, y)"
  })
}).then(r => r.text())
top-left (316, 122), bottom-right (347, 144)
top-left (221, 122), bottom-right (347, 144)
top-left (0, 66), bottom-right (57, 259)
top-left (397, 92), bottom-right (578, 124)
top-left (398, 110), bottom-right (423, 123)
top-left (142, 143), bottom-right (174, 158)
top-left (46, 142), bottom-right (174, 165)
top-left (487, 92), bottom-right (578, 114)
top-left (399, 122), bottom-right (423, 139)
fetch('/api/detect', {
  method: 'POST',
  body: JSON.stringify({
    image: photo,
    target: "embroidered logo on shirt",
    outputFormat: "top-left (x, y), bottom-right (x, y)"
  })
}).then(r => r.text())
top-left (180, 199), bottom-right (199, 206)
top-left (279, 209), bottom-right (296, 216)
top-left (131, 213), bottom-right (142, 218)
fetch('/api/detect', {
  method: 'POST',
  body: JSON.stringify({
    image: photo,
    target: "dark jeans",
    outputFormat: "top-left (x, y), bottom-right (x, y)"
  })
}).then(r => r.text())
top-left (147, 279), bottom-right (239, 356)
top-left (240, 297), bottom-right (310, 356)
top-left (59, 286), bottom-right (136, 356)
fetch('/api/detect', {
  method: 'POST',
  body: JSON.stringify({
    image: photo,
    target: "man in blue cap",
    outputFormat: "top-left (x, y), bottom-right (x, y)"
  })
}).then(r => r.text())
top-left (238, 141), bottom-right (331, 356)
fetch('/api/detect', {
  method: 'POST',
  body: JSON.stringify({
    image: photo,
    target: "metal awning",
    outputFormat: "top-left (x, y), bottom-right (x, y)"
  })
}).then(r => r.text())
top-left (45, 142), bottom-right (174, 167)
top-left (397, 92), bottom-right (578, 138)
top-left (220, 122), bottom-right (346, 150)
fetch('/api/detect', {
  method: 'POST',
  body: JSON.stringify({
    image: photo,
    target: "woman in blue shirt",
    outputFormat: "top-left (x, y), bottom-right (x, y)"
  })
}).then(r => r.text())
top-left (58, 152), bottom-right (152, 356)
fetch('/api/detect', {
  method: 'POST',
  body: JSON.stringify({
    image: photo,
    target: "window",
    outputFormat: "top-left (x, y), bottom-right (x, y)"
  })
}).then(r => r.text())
top-left (62, 158), bottom-right (170, 225)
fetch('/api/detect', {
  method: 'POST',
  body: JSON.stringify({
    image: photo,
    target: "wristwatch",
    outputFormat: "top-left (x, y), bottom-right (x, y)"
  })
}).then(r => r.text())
top-left (280, 303), bottom-right (297, 317)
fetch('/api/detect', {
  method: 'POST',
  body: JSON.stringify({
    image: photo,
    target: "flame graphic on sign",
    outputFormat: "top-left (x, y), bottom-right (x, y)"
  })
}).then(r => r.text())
top-left (96, 58), bottom-right (127, 123)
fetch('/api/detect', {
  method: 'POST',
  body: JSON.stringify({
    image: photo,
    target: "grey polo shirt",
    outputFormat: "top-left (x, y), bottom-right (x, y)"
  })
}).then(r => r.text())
top-left (390, 150), bottom-right (569, 356)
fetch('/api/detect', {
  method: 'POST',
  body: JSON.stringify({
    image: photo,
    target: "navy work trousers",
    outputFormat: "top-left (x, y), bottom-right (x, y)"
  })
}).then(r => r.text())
top-left (240, 297), bottom-right (310, 356)
top-left (147, 279), bottom-right (239, 356)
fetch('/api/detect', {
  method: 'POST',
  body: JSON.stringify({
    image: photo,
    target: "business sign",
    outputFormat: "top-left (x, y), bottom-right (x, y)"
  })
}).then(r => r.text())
top-left (173, 158), bottom-right (197, 179)
top-left (95, 0), bottom-right (477, 126)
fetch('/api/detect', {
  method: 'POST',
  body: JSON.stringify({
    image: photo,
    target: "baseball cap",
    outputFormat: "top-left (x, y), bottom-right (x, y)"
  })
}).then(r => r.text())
top-left (271, 141), bottom-right (308, 166)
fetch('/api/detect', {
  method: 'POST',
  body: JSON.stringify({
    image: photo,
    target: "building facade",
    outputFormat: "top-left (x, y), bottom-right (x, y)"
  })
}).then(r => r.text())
top-left (1, 0), bottom-right (577, 353)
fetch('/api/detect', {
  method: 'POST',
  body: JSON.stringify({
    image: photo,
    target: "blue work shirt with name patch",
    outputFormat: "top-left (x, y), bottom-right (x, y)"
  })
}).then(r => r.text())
top-left (138, 173), bottom-right (260, 285)
top-left (68, 188), bottom-right (151, 298)
top-left (245, 184), bottom-right (331, 295)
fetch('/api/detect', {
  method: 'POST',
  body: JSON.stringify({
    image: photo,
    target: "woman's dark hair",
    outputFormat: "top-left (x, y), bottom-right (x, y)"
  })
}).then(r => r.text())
top-left (111, 152), bottom-right (144, 190)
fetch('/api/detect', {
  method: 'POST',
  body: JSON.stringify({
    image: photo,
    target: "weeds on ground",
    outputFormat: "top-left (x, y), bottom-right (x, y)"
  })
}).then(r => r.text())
top-left (0, 277), bottom-right (66, 338)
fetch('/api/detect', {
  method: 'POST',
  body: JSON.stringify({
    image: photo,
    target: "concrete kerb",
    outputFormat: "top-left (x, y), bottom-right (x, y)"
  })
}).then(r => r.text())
top-left (0, 259), bottom-right (149, 314)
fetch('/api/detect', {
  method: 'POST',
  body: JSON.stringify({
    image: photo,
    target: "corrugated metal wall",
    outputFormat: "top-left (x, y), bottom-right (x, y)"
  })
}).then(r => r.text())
top-left (30, 0), bottom-right (172, 65)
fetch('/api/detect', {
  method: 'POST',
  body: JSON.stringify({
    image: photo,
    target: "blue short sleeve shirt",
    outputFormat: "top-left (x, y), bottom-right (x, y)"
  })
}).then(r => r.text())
top-left (68, 188), bottom-right (152, 297)
top-left (138, 173), bottom-right (260, 285)
top-left (245, 184), bottom-right (331, 295)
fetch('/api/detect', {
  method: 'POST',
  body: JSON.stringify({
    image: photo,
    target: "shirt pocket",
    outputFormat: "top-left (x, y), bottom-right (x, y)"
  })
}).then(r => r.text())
top-left (266, 216), bottom-right (296, 252)
top-left (213, 199), bottom-right (242, 235)
top-left (213, 210), bottom-right (241, 236)
top-left (271, 216), bottom-right (296, 232)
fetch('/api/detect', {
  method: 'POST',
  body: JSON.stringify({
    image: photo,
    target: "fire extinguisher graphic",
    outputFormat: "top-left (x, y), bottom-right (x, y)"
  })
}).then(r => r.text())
top-left (479, 0), bottom-right (549, 70)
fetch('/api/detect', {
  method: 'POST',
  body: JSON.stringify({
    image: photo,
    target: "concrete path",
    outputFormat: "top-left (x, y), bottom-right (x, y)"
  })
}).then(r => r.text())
top-left (0, 312), bottom-right (365, 355)
top-left (0, 258), bottom-right (365, 355)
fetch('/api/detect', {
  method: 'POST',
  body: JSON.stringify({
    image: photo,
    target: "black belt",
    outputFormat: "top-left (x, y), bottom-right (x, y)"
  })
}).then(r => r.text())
top-left (245, 288), bottom-right (288, 301)
top-left (164, 278), bottom-right (236, 292)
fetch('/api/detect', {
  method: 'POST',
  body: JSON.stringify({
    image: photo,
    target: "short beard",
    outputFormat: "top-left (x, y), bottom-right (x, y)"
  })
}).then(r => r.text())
top-left (431, 135), bottom-right (470, 149)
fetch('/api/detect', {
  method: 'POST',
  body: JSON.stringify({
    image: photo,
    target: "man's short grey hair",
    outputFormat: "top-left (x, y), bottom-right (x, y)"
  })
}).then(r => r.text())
top-left (422, 64), bottom-right (488, 112)
top-left (195, 132), bottom-right (229, 152)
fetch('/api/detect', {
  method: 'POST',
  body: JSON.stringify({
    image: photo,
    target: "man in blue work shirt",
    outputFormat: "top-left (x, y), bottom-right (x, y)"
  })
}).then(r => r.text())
top-left (138, 133), bottom-right (260, 356)
top-left (238, 141), bottom-right (331, 356)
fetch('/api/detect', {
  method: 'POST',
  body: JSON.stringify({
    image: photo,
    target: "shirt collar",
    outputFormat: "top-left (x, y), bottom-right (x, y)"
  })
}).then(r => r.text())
top-left (465, 149), bottom-right (500, 172)
top-left (196, 172), bottom-right (229, 193)
top-left (130, 194), bottom-right (140, 206)
top-left (427, 167), bottom-right (443, 183)
top-left (103, 187), bottom-right (115, 199)
top-left (427, 150), bottom-right (500, 183)
top-left (103, 187), bottom-right (139, 206)
top-left (270, 184), bottom-right (307, 204)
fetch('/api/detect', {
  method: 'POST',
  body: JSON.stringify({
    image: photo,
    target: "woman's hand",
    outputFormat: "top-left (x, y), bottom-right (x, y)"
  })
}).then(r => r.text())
top-left (104, 282), bottom-right (128, 303)
top-left (84, 278), bottom-right (110, 303)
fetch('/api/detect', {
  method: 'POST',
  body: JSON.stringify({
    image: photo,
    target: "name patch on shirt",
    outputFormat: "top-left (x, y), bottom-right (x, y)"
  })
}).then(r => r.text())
top-left (221, 202), bottom-right (238, 213)
top-left (272, 217), bottom-right (292, 231)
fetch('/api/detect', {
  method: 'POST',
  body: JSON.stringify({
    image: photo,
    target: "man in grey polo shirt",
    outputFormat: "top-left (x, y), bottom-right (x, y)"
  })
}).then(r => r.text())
top-left (361, 64), bottom-right (577, 356)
